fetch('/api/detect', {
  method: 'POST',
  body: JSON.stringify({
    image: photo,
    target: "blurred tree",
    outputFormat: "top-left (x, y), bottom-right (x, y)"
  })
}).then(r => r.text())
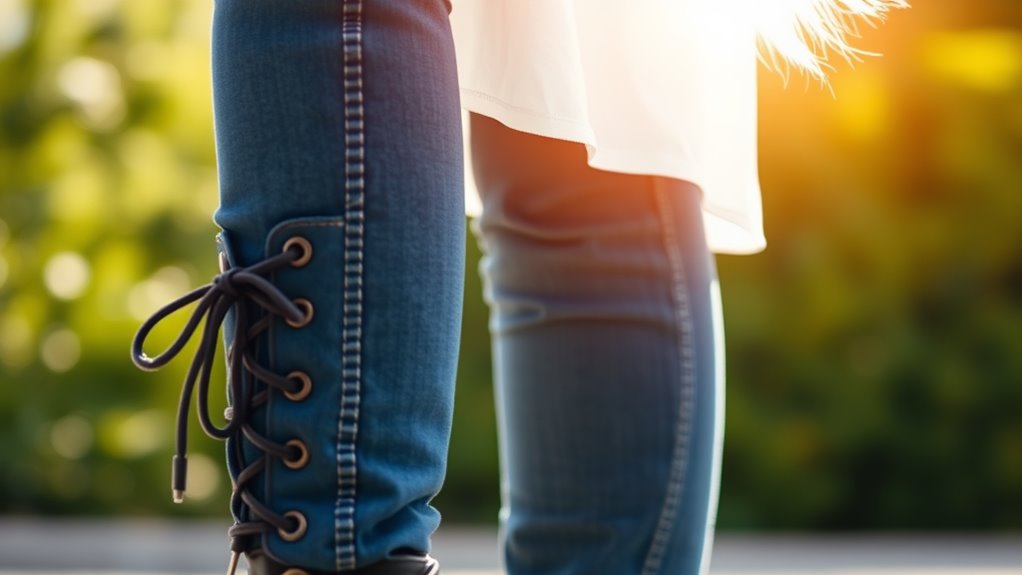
top-left (718, 1), bottom-right (1022, 529)
top-left (1, 0), bottom-right (226, 517)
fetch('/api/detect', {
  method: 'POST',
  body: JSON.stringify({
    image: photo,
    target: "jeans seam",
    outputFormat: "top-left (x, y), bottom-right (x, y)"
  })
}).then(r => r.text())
top-left (641, 178), bottom-right (698, 575)
top-left (336, 0), bottom-right (365, 570)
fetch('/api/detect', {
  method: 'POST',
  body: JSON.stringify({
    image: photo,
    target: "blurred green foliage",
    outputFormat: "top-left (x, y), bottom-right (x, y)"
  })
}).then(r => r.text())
top-left (1, 0), bottom-right (1020, 529)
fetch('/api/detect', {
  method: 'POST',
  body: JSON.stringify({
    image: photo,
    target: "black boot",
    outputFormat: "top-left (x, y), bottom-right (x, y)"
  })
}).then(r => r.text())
top-left (244, 552), bottom-right (440, 575)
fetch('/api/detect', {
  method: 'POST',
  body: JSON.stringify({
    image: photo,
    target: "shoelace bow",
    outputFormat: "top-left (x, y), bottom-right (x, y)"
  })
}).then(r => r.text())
top-left (130, 246), bottom-right (309, 553)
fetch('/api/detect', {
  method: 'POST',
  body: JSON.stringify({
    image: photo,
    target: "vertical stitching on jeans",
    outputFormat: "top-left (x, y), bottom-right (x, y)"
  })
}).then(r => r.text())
top-left (336, 0), bottom-right (365, 570)
top-left (641, 178), bottom-right (697, 575)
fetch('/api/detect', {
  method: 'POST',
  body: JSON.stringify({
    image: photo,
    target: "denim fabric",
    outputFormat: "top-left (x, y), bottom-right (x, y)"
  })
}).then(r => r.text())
top-left (211, 0), bottom-right (464, 570)
top-left (470, 114), bottom-right (724, 575)
top-left (208, 0), bottom-right (722, 573)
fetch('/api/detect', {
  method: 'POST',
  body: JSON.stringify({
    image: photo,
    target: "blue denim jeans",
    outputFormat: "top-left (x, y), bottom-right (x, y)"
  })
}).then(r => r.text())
top-left (212, 0), bottom-right (463, 571)
top-left (470, 114), bottom-right (724, 575)
top-left (207, 0), bottom-right (722, 573)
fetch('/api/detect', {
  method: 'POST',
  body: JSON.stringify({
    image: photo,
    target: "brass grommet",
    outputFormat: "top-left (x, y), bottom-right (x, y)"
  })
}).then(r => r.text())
top-left (285, 371), bottom-right (312, 402)
top-left (283, 236), bottom-right (313, 268)
top-left (278, 510), bottom-right (307, 542)
top-left (284, 439), bottom-right (309, 470)
top-left (286, 298), bottom-right (314, 329)
top-left (282, 570), bottom-right (309, 575)
top-left (218, 252), bottom-right (230, 273)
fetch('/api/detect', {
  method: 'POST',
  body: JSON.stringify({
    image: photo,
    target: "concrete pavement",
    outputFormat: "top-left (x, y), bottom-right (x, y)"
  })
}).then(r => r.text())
top-left (0, 519), bottom-right (1019, 574)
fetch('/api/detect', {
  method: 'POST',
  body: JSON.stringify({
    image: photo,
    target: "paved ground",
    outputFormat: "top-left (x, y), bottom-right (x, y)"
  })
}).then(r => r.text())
top-left (0, 519), bottom-right (1019, 574)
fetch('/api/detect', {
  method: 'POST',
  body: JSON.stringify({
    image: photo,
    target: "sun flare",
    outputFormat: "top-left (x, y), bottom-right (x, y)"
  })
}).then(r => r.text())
top-left (753, 0), bottom-right (910, 78)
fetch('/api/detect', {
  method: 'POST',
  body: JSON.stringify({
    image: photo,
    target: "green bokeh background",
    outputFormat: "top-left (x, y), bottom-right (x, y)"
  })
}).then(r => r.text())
top-left (1, 0), bottom-right (1020, 529)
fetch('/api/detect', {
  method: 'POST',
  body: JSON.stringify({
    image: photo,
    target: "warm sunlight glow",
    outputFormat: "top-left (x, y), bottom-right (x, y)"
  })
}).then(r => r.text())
top-left (752, 0), bottom-right (910, 78)
top-left (922, 30), bottom-right (1022, 93)
top-left (833, 69), bottom-right (891, 141)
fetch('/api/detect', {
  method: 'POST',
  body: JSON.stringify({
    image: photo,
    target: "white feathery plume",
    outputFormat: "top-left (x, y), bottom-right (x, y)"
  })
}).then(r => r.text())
top-left (755, 0), bottom-right (910, 80)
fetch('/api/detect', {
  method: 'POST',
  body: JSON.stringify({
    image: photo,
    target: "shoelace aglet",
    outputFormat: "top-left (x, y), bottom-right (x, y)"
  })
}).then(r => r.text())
top-left (172, 454), bottom-right (188, 503)
top-left (226, 550), bottom-right (241, 575)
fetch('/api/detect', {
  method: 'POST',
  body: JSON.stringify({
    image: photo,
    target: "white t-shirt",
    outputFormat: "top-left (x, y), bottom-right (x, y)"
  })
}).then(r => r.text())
top-left (451, 0), bottom-right (766, 255)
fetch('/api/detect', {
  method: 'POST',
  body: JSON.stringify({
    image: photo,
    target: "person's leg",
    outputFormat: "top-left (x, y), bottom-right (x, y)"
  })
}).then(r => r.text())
top-left (470, 113), bottom-right (724, 575)
top-left (137, 1), bottom-right (463, 573)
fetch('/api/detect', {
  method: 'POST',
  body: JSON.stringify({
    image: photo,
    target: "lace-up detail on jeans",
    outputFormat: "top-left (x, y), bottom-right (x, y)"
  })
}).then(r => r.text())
top-left (131, 238), bottom-right (314, 560)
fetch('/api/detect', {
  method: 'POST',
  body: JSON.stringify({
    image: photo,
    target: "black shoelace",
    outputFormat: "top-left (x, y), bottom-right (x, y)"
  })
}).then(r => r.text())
top-left (131, 244), bottom-right (311, 566)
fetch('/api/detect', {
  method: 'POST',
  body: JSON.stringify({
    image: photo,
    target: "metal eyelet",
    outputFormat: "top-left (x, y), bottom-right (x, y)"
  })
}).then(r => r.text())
top-left (278, 511), bottom-right (307, 542)
top-left (283, 236), bottom-right (313, 268)
top-left (284, 439), bottom-right (309, 470)
top-left (282, 570), bottom-right (310, 575)
top-left (218, 252), bottom-right (230, 273)
top-left (285, 371), bottom-right (312, 402)
top-left (286, 298), bottom-right (314, 329)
